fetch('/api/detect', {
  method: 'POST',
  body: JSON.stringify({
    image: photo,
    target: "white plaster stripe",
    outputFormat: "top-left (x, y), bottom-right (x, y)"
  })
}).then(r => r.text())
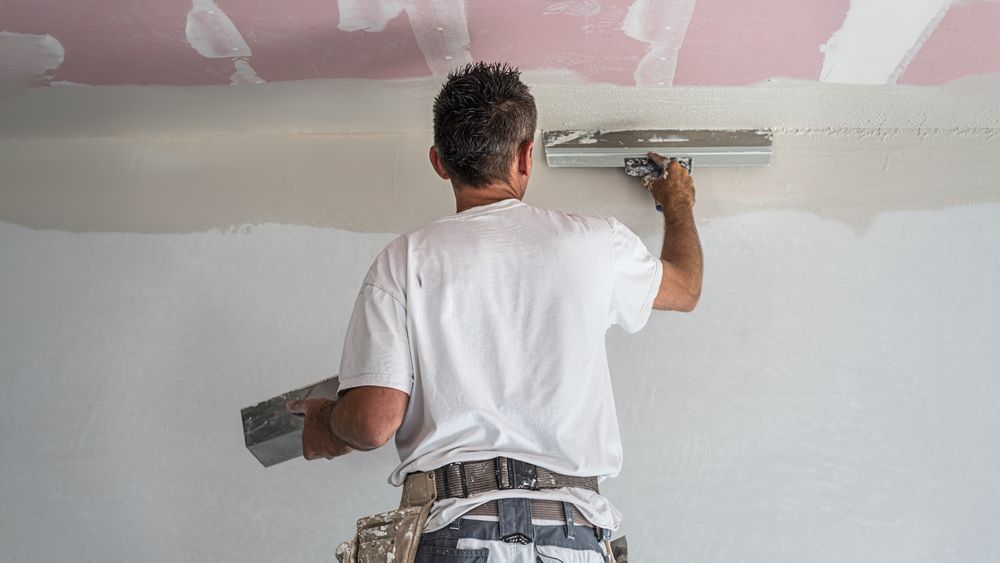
top-left (0, 32), bottom-right (65, 86)
top-left (185, 0), bottom-right (264, 85)
top-left (337, 0), bottom-right (406, 32)
top-left (186, 0), bottom-right (251, 58)
top-left (820, 0), bottom-right (955, 85)
top-left (406, 0), bottom-right (474, 76)
top-left (336, 0), bottom-right (473, 76)
top-left (620, 0), bottom-right (698, 86)
top-left (230, 58), bottom-right (264, 85)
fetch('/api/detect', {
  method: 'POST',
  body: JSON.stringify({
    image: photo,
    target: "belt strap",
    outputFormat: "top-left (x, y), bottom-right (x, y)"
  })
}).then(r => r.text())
top-left (433, 457), bottom-right (600, 499)
top-left (465, 499), bottom-right (595, 529)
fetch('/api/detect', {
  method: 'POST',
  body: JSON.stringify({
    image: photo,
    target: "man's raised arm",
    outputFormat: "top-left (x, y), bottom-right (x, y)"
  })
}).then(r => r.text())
top-left (645, 152), bottom-right (703, 313)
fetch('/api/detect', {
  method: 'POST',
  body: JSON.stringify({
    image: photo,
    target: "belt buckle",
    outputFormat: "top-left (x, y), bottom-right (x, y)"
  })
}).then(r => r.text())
top-left (496, 457), bottom-right (538, 491)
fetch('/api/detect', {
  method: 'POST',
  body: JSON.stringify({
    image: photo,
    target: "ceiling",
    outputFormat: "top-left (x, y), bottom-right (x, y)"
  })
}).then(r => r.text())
top-left (2, 0), bottom-right (999, 88)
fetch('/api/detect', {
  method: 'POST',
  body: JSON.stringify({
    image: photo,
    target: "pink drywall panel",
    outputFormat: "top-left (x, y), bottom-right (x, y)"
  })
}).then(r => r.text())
top-left (3, 0), bottom-right (234, 85)
top-left (899, 1), bottom-right (1000, 86)
top-left (2, 0), bottom-right (997, 86)
top-left (673, 0), bottom-right (850, 85)
top-left (465, 0), bottom-right (646, 86)
top-left (216, 0), bottom-right (432, 81)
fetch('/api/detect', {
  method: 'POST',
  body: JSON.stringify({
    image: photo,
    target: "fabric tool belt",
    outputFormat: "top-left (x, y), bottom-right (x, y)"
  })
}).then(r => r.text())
top-left (433, 457), bottom-right (600, 500)
top-left (465, 499), bottom-right (595, 529)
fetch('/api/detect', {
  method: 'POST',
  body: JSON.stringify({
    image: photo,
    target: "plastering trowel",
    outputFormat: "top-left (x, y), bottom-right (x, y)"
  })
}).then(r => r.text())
top-left (542, 129), bottom-right (772, 210)
top-left (241, 376), bottom-right (340, 467)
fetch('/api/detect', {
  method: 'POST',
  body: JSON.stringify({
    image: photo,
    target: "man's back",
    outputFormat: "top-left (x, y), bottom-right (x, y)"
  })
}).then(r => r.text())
top-left (288, 62), bottom-right (700, 562)
top-left (338, 198), bottom-right (662, 531)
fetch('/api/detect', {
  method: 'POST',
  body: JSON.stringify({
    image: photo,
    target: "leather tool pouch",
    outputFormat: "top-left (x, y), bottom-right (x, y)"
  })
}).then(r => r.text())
top-left (335, 472), bottom-right (437, 563)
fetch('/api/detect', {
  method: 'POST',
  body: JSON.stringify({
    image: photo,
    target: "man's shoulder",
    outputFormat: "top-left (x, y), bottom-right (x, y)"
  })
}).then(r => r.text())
top-left (528, 204), bottom-right (616, 235)
top-left (391, 203), bottom-right (615, 248)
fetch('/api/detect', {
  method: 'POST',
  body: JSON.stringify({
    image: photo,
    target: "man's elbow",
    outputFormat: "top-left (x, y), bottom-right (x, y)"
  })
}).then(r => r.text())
top-left (352, 420), bottom-right (398, 450)
top-left (655, 260), bottom-right (702, 312)
top-left (675, 288), bottom-right (700, 312)
top-left (652, 288), bottom-right (700, 312)
top-left (678, 272), bottom-right (703, 312)
top-left (336, 386), bottom-right (407, 450)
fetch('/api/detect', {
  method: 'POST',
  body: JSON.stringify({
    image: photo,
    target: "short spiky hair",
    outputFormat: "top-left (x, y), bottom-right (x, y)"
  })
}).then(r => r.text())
top-left (432, 62), bottom-right (537, 188)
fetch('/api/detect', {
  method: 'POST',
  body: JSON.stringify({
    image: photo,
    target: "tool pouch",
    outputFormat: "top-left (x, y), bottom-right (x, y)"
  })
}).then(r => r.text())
top-left (607, 535), bottom-right (628, 563)
top-left (335, 471), bottom-right (438, 563)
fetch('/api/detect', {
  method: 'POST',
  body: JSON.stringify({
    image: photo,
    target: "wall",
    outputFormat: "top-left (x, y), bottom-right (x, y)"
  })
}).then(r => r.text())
top-left (1, 77), bottom-right (999, 561)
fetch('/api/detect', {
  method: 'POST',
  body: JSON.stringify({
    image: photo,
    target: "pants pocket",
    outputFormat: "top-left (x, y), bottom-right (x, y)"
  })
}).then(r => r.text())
top-left (415, 545), bottom-right (490, 562)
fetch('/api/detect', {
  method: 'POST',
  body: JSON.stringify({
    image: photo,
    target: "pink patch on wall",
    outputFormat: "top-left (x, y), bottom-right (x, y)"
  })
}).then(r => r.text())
top-left (3, 0), bottom-right (234, 85)
top-left (465, 0), bottom-right (647, 86)
top-left (673, 0), bottom-right (849, 86)
top-left (217, 0), bottom-right (431, 81)
top-left (899, 1), bottom-right (1000, 86)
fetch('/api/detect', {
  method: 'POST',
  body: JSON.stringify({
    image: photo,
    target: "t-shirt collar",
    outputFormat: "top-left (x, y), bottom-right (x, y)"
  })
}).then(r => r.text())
top-left (448, 198), bottom-right (525, 219)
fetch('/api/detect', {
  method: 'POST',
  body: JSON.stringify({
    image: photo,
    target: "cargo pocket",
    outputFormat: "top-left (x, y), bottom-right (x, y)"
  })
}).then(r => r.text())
top-left (414, 545), bottom-right (489, 562)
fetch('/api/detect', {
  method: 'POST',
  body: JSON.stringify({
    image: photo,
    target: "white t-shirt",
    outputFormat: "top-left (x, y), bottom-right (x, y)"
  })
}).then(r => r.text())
top-left (338, 197), bottom-right (663, 532)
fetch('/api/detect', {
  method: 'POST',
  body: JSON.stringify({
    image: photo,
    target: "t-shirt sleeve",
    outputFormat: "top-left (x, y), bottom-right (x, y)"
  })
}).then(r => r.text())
top-left (338, 281), bottom-right (414, 395)
top-left (607, 217), bottom-right (664, 333)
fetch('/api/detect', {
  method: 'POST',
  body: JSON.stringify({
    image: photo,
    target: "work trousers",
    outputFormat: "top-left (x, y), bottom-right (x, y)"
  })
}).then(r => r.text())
top-left (415, 498), bottom-right (612, 563)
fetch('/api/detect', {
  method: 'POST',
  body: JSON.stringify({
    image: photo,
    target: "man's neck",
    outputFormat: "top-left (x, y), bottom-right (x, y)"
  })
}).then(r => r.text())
top-left (453, 182), bottom-right (522, 213)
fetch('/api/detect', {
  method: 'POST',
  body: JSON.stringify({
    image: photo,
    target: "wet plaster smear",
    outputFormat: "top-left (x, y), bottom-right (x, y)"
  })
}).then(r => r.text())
top-left (1, 76), bottom-right (1000, 561)
top-left (2, 74), bottom-right (999, 235)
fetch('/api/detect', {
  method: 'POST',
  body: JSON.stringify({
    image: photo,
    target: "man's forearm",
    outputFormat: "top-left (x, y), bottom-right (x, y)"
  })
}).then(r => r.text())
top-left (660, 201), bottom-right (703, 299)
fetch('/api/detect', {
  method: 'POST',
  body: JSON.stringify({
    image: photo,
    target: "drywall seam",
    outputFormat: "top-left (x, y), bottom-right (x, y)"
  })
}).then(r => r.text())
top-left (620, 0), bottom-right (698, 86)
top-left (1, 128), bottom-right (998, 238)
top-left (230, 58), bottom-right (264, 85)
top-left (336, 0), bottom-right (406, 32)
top-left (185, 0), bottom-right (264, 85)
top-left (2, 75), bottom-right (999, 138)
top-left (406, 0), bottom-right (473, 76)
top-left (820, 0), bottom-right (955, 84)
top-left (336, 0), bottom-right (472, 76)
top-left (0, 32), bottom-right (65, 87)
top-left (887, 3), bottom-right (951, 83)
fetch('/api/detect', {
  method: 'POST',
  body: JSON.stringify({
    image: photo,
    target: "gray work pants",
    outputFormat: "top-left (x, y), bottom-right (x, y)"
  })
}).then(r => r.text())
top-left (415, 498), bottom-right (612, 563)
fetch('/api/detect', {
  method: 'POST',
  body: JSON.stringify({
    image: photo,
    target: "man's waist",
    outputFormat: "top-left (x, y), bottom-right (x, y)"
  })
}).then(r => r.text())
top-left (430, 456), bottom-right (601, 500)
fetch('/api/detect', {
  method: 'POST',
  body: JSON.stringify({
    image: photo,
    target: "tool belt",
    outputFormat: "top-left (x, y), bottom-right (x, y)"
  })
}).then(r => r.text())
top-left (335, 458), bottom-right (605, 563)
top-left (433, 456), bottom-right (600, 499)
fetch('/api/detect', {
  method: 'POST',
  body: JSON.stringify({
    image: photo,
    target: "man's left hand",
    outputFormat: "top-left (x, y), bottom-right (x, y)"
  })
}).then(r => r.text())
top-left (285, 398), bottom-right (354, 460)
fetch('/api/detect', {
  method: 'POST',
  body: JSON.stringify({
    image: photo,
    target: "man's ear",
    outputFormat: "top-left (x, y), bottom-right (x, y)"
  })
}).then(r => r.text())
top-left (517, 140), bottom-right (534, 179)
top-left (429, 146), bottom-right (450, 180)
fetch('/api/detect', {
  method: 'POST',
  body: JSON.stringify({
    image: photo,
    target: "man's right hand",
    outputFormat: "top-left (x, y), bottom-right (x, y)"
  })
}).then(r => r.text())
top-left (643, 151), bottom-right (696, 211)
top-left (286, 398), bottom-right (354, 460)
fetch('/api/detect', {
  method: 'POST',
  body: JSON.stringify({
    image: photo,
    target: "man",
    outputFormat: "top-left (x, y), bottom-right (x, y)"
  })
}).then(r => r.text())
top-left (287, 62), bottom-right (702, 563)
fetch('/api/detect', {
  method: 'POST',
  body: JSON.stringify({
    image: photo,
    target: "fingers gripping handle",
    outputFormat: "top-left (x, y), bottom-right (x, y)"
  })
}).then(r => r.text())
top-left (625, 156), bottom-right (693, 212)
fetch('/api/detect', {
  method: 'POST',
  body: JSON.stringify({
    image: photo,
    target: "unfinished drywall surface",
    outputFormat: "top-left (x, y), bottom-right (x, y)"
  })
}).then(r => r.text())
top-left (1, 75), bottom-right (999, 237)
top-left (1, 74), bottom-right (999, 560)
top-left (1, 204), bottom-right (998, 561)
top-left (4, 73), bottom-right (1000, 136)
top-left (2, 128), bottom-right (998, 237)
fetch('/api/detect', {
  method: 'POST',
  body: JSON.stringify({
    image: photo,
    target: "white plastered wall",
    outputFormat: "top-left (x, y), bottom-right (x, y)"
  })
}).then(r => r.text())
top-left (1, 75), bottom-right (999, 561)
